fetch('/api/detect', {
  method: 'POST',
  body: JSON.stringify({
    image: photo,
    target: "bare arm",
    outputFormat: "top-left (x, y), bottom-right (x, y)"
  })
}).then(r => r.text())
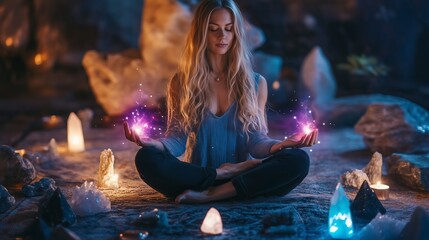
top-left (254, 75), bottom-right (318, 154)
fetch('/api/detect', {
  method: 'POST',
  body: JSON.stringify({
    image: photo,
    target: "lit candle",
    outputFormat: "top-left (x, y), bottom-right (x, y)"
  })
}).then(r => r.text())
top-left (67, 112), bottom-right (85, 153)
top-left (98, 149), bottom-right (119, 189)
top-left (42, 115), bottom-right (63, 129)
top-left (200, 208), bottom-right (223, 235)
top-left (370, 181), bottom-right (390, 200)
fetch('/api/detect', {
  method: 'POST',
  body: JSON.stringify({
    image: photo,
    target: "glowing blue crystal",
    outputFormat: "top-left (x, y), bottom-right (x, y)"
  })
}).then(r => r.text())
top-left (329, 183), bottom-right (354, 239)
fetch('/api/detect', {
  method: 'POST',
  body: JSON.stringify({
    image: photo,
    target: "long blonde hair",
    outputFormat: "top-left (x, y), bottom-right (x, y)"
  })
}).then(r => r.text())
top-left (166, 0), bottom-right (267, 162)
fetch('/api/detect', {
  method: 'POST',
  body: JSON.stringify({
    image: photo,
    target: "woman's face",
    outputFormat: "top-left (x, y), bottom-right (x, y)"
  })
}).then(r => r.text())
top-left (206, 8), bottom-right (235, 56)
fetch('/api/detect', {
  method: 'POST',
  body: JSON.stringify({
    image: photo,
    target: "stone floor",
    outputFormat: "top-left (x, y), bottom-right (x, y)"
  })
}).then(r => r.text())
top-left (1, 114), bottom-right (429, 240)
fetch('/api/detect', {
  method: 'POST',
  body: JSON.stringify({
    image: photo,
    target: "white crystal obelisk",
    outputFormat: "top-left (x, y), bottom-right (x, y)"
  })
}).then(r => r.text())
top-left (48, 138), bottom-right (59, 160)
top-left (98, 149), bottom-right (119, 189)
top-left (329, 183), bottom-right (354, 239)
top-left (200, 208), bottom-right (223, 235)
top-left (67, 112), bottom-right (85, 152)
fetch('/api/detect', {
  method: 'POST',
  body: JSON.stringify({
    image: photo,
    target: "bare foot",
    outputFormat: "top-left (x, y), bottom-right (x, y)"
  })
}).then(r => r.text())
top-left (175, 190), bottom-right (210, 204)
top-left (175, 182), bottom-right (237, 204)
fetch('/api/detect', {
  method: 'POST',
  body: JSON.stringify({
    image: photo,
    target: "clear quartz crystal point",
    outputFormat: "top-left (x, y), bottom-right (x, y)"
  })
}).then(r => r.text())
top-left (329, 183), bottom-right (354, 239)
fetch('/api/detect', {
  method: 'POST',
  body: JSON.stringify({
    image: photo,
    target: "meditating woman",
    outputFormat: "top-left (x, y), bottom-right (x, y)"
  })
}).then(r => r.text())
top-left (124, 0), bottom-right (318, 203)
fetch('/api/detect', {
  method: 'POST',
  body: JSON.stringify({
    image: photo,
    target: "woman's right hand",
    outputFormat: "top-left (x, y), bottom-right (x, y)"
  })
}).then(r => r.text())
top-left (215, 159), bottom-right (263, 180)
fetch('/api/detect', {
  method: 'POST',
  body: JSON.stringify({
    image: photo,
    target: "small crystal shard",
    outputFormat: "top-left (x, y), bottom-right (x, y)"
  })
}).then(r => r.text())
top-left (363, 152), bottom-right (383, 184)
top-left (328, 183), bottom-right (354, 239)
top-left (98, 149), bottom-right (118, 189)
top-left (200, 208), bottom-right (223, 235)
top-left (48, 138), bottom-right (59, 160)
top-left (70, 181), bottom-right (111, 217)
top-left (351, 180), bottom-right (386, 220)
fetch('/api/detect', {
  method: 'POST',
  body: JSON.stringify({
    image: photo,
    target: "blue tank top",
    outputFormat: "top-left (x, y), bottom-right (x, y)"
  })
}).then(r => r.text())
top-left (159, 73), bottom-right (280, 168)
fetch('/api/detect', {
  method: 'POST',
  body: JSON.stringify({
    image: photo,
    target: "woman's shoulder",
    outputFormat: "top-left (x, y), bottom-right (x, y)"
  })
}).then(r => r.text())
top-left (252, 72), bottom-right (267, 90)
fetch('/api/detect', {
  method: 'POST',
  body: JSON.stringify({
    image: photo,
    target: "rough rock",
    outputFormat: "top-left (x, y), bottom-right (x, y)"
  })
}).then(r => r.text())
top-left (134, 208), bottom-right (169, 227)
top-left (351, 180), bottom-right (386, 221)
top-left (341, 169), bottom-right (371, 188)
top-left (22, 177), bottom-right (56, 197)
top-left (355, 213), bottom-right (405, 240)
top-left (363, 152), bottom-right (383, 184)
top-left (400, 206), bottom-right (429, 240)
top-left (38, 188), bottom-right (76, 227)
top-left (313, 94), bottom-right (419, 127)
top-left (0, 184), bottom-right (15, 213)
top-left (261, 211), bottom-right (297, 235)
top-left (387, 153), bottom-right (429, 191)
top-left (0, 145), bottom-right (36, 186)
top-left (355, 101), bottom-right (429, 155)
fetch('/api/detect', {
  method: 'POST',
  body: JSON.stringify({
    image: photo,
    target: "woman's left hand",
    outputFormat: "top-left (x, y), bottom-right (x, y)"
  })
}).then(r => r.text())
top-left (287, 129), bottom-right (318, 148)
top-left (271, 129), bottom-right (318, 153)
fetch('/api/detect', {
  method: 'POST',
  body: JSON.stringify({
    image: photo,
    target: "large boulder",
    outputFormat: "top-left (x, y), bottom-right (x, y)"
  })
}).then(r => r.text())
top-left (0, 185), bottom-right (15, 213)
top-left (355, 100), bottom-right (429, 155)
top-left (313, 94), bottom-right (410, 127)
top-left (387, 153), bottom-right (429, 191)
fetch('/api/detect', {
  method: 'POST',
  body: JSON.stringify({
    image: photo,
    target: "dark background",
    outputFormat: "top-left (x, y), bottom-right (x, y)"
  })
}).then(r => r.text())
top-left (1, 0), bottom-right (429, 118)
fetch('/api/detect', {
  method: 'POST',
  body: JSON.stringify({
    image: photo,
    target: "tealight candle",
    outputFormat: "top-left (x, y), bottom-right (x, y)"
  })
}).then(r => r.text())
top-left (370, 181), bottom-right (390, 200)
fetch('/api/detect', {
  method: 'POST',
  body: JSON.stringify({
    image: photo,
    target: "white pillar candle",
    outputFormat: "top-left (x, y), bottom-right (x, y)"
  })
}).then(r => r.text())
top-left (200, 207), bottom-right (223, 235)
top-left (67, 112), bottom-right (85, 152)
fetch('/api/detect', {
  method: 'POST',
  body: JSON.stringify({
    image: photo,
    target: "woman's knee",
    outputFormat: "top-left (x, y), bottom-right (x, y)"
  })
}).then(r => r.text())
top-left (134, 146), bottom-right (164, 175)
top-left (275, 148), bottom-right (310, 175)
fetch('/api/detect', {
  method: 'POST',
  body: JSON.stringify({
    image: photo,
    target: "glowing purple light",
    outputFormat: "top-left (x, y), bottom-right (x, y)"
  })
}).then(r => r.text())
top-left (302, 123), bottom-right (313, 135)
top-left (132, 122), bottom-right (149, 137)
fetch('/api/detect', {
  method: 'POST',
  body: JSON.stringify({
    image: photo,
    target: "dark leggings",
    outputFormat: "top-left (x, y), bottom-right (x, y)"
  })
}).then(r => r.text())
top-left (135, 146), bottom-right (310, 199)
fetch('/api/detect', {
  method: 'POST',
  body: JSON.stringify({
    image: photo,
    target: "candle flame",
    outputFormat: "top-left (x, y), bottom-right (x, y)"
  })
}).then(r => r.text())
top-left (34, 53), bottom-right (43, 65)
top-left (5, 37), bottom-right (13, 47)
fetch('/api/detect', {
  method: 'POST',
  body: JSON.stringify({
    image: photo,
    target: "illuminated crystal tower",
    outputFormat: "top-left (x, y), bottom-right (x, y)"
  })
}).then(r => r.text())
top-left (328, 183), bottom-right (354, 239)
